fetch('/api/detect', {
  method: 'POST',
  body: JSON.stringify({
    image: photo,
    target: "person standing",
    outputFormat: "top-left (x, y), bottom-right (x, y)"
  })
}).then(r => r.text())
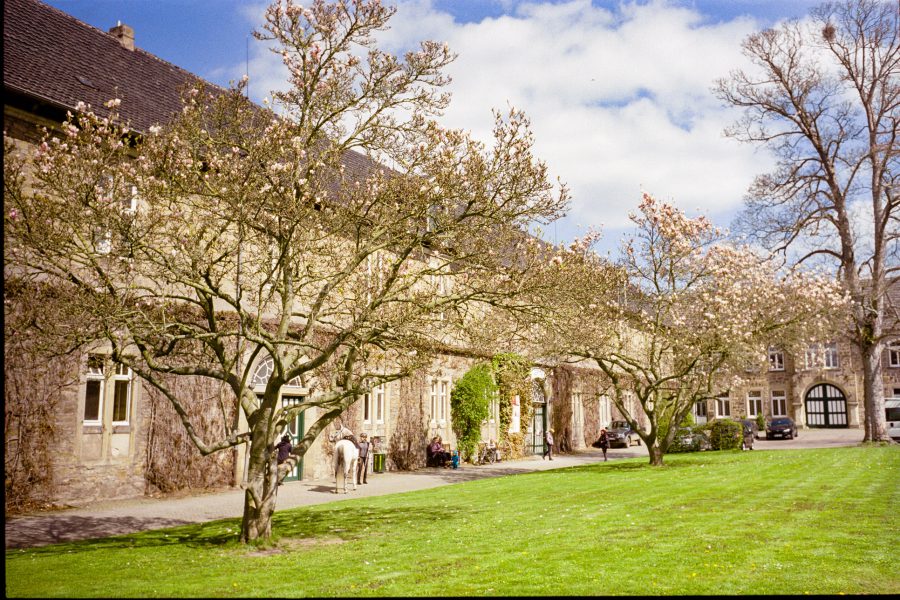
top-left (598, 428), bottom-right (609, 461)
top-left (543, 428), bottom-right (555, 460)
top-left (357, 433), bottom-right (371, 484)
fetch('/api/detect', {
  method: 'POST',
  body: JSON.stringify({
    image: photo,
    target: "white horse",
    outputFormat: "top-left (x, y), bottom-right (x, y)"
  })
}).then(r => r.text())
top-left (330, 432), bottom-right (359, 494)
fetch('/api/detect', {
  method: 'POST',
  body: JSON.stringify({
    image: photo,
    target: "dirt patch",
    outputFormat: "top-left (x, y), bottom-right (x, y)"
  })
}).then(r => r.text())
top-left (246, 536), bottom-right (346, 556)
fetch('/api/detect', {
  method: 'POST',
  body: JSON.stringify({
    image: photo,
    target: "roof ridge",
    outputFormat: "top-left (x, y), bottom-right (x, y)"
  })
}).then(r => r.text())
top-left (25, 0), bottom-right (231, 96)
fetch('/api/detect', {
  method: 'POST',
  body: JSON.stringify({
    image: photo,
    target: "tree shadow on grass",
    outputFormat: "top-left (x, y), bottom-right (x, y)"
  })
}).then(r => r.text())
top-left (12, 504), bottom-right (474, 556)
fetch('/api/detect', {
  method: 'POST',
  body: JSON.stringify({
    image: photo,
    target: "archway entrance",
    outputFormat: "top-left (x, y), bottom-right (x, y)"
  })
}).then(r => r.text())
top-left (250, 356), bottom-right (306, 481)
top-left (804, 384), bottom-right (848, 428)
top-left (528, 378), bottom-right (547, 455)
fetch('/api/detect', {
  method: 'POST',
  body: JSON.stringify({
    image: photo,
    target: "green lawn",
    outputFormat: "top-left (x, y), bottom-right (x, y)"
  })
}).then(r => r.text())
top-left (6, 446), bottom-right (899, 597)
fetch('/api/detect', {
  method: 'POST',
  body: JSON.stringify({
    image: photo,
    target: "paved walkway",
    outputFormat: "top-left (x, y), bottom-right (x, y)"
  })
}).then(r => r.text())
top-left (5, 428), bottom-right (865, 550)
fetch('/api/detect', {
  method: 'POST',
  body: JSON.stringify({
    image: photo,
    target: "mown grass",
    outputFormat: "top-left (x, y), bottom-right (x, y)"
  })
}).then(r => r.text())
top-left (6, 446), bottom-right (899, 597)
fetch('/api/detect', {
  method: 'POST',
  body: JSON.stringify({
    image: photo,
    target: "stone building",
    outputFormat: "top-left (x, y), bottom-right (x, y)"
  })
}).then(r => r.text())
top-left (3, 0), bottom-right (620, 510)
top-left (6, 0), bottom-right (893, 513)
top-left (692, 296), bottom-right (900, 430)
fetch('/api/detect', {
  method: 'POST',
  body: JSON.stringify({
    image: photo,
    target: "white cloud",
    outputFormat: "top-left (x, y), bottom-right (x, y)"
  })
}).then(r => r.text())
top-left (234, 0), bottom-right (778, 251)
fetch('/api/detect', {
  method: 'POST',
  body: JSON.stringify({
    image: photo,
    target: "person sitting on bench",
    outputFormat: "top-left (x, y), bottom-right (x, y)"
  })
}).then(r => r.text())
top-left (426, 436), bottom-right (451, 467)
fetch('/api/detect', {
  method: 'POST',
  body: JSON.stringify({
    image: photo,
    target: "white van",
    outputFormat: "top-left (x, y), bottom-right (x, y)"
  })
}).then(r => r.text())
top-left (886, 399), bottom-right (900, 443)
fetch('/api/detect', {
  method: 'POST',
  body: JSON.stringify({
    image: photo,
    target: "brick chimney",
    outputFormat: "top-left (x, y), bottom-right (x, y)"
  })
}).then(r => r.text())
top-left (108, 21), bottom-right (134, 51)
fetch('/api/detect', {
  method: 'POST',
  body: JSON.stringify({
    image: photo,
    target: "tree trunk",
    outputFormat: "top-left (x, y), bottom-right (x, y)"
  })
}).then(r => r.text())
top-left (862, 341), bottom-right (890, 442)
top-left (239, 427), bottom-right (279, 543)
top-left (648, 440), bottom-right (664, 466)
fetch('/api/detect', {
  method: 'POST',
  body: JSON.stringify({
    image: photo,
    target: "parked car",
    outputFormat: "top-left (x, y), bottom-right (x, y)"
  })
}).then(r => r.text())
top-left (766, 417), bottom-right (798, 440)
top-left (606, 420), bottom-right (641, 447)
top-left (672, 427), bottom-right (710, 452)
top-left (885, 399), bottom-right (900, 443)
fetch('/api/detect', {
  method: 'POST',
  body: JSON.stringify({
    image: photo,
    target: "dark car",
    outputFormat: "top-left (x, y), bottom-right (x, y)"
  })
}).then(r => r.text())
top-left (606, 420), bottom-right (641, 447)
top-left (766, 417), bottom-right (798, 440)
top-left (673, 427), bottom-right (710, 452)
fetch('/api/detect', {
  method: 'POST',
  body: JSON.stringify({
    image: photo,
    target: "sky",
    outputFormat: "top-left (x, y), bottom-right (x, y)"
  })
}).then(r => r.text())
top-left (44, 0), bottom-right (824, 256)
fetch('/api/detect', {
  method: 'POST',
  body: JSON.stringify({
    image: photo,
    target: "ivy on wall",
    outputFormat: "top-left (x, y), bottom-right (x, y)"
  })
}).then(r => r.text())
top-left (491, 353), bottom-right (532, 458)
top-left (450, 363), bottom-right (496, 461)
top-left (388, 375), bottom-right (430, 470)
top-left (551, 365), bottom-right (575, 452)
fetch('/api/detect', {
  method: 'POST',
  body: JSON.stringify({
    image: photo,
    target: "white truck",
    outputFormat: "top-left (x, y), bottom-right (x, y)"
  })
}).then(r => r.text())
top-left (886, 399), bottom-right (900, 443)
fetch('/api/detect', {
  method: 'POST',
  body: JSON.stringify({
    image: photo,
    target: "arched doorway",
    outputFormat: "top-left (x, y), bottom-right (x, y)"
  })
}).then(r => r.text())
top-left (250, 356), bottom-right (306, 481)
top-left (804, 383), bottom-right (848, 428)
top-left (528, 369), bottom-right (548, 455)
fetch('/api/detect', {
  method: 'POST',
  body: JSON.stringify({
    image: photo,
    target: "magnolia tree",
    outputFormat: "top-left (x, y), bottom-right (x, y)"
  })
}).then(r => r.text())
top-left (3, 0), bottom-right (569, 543)
top-left (546, 194), bottom-right (849, 466)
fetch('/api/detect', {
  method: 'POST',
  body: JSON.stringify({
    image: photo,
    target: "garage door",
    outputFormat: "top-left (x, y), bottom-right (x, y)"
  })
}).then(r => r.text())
top-left (805, 384), bottom-right (848, 428)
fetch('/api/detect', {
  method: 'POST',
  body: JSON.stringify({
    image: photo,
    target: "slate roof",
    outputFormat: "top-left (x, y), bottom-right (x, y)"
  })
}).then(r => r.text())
top-left (4, 0), bottom-right (383, 184)
top-left (3, 0), bottom-right (210, 134)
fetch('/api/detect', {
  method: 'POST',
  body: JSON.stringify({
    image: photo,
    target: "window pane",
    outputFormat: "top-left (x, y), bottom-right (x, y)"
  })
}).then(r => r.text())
top-left (84, 380), bottom-right (102, 421)
top-left (113, 380), bottom-right (130, 422)
top-left (376, 387), bottom-right (384, 422)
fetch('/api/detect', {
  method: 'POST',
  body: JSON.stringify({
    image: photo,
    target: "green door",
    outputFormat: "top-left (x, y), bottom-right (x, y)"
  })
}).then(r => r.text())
top-left (282, 394), bottom-right (305, 481)
top-left (529, 379), bottom-right (547, 455)
top-left (529, 403), bottom-right (546, 455)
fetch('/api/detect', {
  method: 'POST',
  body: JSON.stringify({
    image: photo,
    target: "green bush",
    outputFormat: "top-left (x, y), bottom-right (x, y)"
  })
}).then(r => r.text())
top-left (450, 363), bottom-right (497, 461)
top-left (708, 419), bottom-right (742, 451)
top-left (755, 413), bottom-right (766, 431)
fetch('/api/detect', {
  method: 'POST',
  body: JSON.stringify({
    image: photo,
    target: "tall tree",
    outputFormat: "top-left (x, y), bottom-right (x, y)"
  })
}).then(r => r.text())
top-left (3, 0), bottom-right (568, 543)
top-left (715, 0), bottom-right (899, 441)
top-left (545, 194), bottom-right (848, 466)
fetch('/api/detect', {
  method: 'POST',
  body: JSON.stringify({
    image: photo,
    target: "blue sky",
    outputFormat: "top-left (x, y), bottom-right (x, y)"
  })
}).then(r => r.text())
top-left (44, 0), bottom-right (823, 256)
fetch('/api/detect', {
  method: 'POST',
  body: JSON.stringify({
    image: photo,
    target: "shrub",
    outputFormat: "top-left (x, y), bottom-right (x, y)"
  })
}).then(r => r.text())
top-left (450, 364), bottom-right (497, 462)
top-left (708, 419), bottom-right (742, 451)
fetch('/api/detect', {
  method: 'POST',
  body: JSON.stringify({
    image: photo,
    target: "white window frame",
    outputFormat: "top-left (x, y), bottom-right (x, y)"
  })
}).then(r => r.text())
top-left (374, 383), bottom-right (386, 424)
top-left (488, 393), bottom-right (498, 424)
top-left (111, 362), bottom-right (133, 425)
top-left (747, 390), bottom-right (763, 418)
top-left (888, 342), bottom-right (900, 368)
top-left (430, 272), bottom-right (448, 321)
top-left (83, 355), bottom-right (105, 425)
top-left (715, 395), bottom-right (731, 418)
top-left (771, 390), bottom-right (787, 417)
top-left (823, 342), bottom-right (839, 369)
top-left (94, 228), bottom-right (112, 255)
top-left (806, 342), bottom-right (839, 369)
top-left (439, 379), bottom-right (449, 421)
top-left (122, 183), bottom-right (139, 214)
top-left (768, 347), bottom-right (784, 371)
top-left (429, 377), bottom-right (451, 425)
top-left (363, 388), bottom-right (374, 425)
top-left (694, 399), bottom-right (708, 422)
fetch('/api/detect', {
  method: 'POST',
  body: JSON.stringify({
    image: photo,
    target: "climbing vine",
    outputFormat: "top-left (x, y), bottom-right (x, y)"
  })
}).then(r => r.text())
top-left (551, 365), bottom-right (575, 452)
top-left (491, 353), bottom-right (532, 459)
top-left (449, 363), bottom-right (497, 461)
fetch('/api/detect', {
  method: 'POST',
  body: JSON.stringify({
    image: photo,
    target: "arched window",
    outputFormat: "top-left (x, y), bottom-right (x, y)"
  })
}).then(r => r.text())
top-left (250, 356), bottom-right (303, 388)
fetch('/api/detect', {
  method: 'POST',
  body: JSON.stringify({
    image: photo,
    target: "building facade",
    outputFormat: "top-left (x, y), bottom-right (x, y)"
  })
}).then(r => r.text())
top-left (5, 0), bottom-right (895, 513)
